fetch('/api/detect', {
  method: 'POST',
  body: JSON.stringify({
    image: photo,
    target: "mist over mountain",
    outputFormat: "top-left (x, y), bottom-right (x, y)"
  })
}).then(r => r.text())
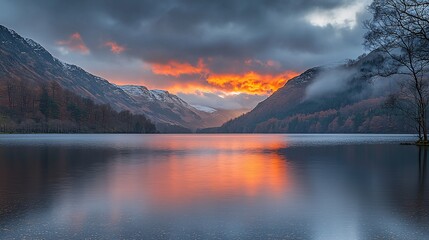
top-left (200, 51), bottom-right (412, 133)
top-left (0, 25), bottom-right (240, 132)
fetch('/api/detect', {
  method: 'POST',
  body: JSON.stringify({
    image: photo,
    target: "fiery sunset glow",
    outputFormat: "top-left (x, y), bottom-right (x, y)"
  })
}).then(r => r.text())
top-left (150, 59), bottom-right (207, 77)
top-left (207, 71), bottom-right (299, 95)
top-left (57, 33), bottom-right (89, 54)
top-left (147, 59), bottom-right (299, 96)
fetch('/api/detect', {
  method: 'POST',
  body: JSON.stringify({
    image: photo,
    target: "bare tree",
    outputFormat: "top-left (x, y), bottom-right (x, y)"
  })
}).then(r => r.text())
top-left (388, 0), bottom-right (429, 42)
top-left (364, 0), bottom-right (429, 143)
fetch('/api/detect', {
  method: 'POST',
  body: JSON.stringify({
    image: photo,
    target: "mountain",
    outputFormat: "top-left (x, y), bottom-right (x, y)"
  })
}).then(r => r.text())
top-left (116, 85), bottom-right (247, 130)
top-left (0, 25), bottom-right (240, 132)
top-left (200, 51), bottom-right (412, 133)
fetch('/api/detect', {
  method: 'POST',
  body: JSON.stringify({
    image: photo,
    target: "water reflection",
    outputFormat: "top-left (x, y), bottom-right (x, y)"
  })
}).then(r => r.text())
top-left (0, 134), bottom-right (428, 239)
top-left (107, 152), bottom-right (291, 208)
top-left (416, 147), bottom-right (427, 221)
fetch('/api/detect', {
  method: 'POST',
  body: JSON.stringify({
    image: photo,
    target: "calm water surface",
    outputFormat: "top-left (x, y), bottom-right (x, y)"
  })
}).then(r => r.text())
top-left (0, 134), bottom-right (428, 239)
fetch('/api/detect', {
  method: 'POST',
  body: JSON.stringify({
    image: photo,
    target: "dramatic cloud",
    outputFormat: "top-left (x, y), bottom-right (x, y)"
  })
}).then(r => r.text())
top-left (0, 0), bottom-right (372, 109)
top-left (104, 41), bottom-right (125, 54)
top-left (305, 0), bottom-right (371, 29)
top-left (149, 59), bottom-right (298, 95)
top-left (57, 33), bottom-right (90, 55)
top-left (150, 59), bottom-right (207, 77)
top-left (207, 71), bottom-right (299, 95)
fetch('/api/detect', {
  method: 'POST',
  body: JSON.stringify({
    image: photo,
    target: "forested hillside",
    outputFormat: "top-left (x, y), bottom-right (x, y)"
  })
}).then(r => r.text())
top-left (0, 80), bottom-right (156, 133)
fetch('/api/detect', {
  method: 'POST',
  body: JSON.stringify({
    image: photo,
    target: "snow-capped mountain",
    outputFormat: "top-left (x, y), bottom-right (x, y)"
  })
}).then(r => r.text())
top-left (119, 85), bottom-right (191, 108)
top-left (0, 24), bottom-right (241, 131)
top-left (117, 85), bottom-right (244, 130)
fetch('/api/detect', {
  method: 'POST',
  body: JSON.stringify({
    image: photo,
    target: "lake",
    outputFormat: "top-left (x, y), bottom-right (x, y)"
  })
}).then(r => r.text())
top-left (0, 134), bottom-right (428, 239)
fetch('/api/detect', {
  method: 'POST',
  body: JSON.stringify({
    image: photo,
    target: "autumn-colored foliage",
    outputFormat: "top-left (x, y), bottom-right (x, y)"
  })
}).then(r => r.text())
top-left (0, 80), bottom-right (157, 133)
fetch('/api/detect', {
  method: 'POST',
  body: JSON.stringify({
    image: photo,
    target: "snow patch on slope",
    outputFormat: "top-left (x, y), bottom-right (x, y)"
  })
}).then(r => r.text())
top-left (120, 85), bottom-right (151, 96)
top-left (25, 38), bottom-right (45, 51)
top-left (151, 90), bottom-right (168, 101)
top-left (118, 85), bottom-right (192, 108)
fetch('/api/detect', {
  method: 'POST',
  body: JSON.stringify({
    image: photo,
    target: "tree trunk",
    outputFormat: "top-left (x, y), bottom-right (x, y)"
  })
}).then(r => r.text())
top-left (418, 125), bottom-right (422, 140)
top-left (422, 108), bottom-right (428, 141)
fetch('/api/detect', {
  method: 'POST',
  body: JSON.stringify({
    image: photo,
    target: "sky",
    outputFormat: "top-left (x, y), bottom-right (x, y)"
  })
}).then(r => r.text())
top-left (0, 0), bottom-right (372, 110)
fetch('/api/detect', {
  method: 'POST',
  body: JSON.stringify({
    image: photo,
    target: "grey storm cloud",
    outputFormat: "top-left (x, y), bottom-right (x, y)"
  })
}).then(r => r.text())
top-left (1, 0), bottom-right (367, 65)
top-left (0, 0), bottom-right (372, 109)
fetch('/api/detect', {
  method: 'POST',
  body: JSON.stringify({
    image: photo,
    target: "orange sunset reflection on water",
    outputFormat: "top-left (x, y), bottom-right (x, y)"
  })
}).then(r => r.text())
top-left (2, 134), bottom-right (427, 239)
top-left (105, 135), bottom-right (293, 210)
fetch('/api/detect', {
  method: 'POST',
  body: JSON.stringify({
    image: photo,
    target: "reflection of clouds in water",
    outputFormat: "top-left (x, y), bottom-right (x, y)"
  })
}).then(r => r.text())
top-left (48, 135), bottom-right (294, 229)
top-left (0, 134), bottom-right (428, 239)
top-left (106, 152), bottom-right (291, 208)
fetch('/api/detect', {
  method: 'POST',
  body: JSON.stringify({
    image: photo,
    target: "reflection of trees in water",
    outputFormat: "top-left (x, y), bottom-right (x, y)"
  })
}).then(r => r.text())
top-left (417, 146), bottom-right (427, 219)
top-left (0, 146), bottom-right (119, 222)
top-left (389, 146), bottom-right (429, 221)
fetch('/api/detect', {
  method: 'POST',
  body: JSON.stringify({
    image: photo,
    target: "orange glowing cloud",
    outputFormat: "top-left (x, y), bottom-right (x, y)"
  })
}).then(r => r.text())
top-left (207, 71), bottom-right (299, 95)
top-left (155, 71), bottom-right (299, 96)
top-left (57, 32), bottom-right (90, 54)
top-left (147, 59), bottom-right (299, 95)
top-left (104, 41), bottom-right (126, 54)
top-left (151, 59), bottom-right (207, 77)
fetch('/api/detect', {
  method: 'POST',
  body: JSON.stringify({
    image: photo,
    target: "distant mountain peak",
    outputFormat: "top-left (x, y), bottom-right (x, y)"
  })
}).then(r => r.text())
top-left (118, 85), bottom-right (191, 107)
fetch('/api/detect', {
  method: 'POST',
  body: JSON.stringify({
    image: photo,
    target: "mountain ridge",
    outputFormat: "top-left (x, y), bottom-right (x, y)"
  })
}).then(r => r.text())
top-left (0, 24), bottom-right (240, 132)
